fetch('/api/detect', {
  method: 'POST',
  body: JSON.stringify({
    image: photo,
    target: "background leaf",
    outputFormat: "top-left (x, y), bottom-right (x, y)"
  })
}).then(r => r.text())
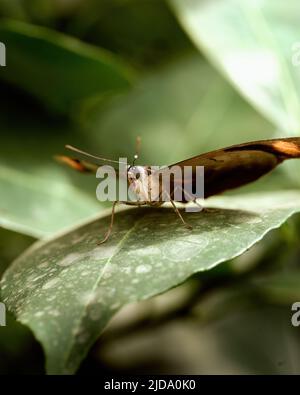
top-left (0, 163), bottom-right (100, 238)
top-left (2, 190), bottom-right (300, 374)
top-left (170, 0), bottom-right (300, 134)
top-left (95, 302), bottom-right (300, 374)
top-left (0, 19), bottom-right (132, 113)
top-left (0, 0), bottom-right (192, 69)
top-left (0, 88), bottom-right (103, 238)
top-left (170, 0), bottom-right (300, 186)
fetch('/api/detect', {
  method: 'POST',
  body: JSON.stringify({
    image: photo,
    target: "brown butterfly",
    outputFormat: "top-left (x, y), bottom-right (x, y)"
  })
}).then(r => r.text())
top-left (56, 137), bottom-right (300, 243)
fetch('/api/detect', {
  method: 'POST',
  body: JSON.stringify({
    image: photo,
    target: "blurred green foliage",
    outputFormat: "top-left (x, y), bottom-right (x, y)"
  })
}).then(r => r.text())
top-left (0, 0), bottom-right (300, 375)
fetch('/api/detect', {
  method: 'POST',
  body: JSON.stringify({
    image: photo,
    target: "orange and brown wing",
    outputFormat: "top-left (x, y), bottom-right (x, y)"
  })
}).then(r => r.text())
top-left (55, 155), bottom-right (98, 173)
top-left (168, 137), bottom-right (300, 201)
top-left (55, 145), bottom-right (124, 173)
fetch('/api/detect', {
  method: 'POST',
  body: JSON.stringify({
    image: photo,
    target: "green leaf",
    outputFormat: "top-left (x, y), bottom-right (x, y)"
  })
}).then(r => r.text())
top-left (1, 191), bottom-right (300, 374)
top-left (100, 303), bottom-right (300, 374)
top-left (254, 272), bottom-right (300, 304)
top-left (170, 0), bottom-right (300, 134)
top-left (0, 15), bottom-right (133, 238)
top-left (0, 81), bottom-right (105, 238)
top-left (0, 164), bottom-right (100, 238)
top-left (193, 306), bottom-right (300, 374)
top-left (67, 0), bottom-right (192, 69)
top-left (0, 19), bottom-right (132, 113)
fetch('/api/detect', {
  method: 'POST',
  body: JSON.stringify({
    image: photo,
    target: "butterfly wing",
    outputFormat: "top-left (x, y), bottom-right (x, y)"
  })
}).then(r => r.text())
top-left (166, 137), bottom-right (300, 201)
top-left (55, 145), bottom-right (124, 173)
top-left (55, 155), bottom-right (99, 173)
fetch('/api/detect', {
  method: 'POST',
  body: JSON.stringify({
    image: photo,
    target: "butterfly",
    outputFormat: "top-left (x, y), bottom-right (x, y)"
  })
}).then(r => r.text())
top-left (56, 137), bottom-right (300, 243)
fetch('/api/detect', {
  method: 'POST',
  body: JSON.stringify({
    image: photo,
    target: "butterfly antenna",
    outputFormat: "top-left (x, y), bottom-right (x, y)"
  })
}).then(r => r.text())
top-left (65, 145), bottom-right (127, 165)
top-left (132, 136), bottom-right (141, 166)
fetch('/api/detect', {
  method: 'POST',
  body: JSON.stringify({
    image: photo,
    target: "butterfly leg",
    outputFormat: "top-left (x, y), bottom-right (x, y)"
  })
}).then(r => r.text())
top-left (98, 201), bottom-right (118, 244)
top-left (168, 197), bottom-right (193, 230)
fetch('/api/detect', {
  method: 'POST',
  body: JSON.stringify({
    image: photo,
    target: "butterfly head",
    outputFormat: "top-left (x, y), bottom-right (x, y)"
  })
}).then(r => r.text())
top-left (127, 165), bottom-right (147, 182)
top-left (127, 165), bottom-right (149, 201)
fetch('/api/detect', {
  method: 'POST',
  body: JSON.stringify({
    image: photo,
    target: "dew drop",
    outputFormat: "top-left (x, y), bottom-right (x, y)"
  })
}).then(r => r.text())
top-left (135, 264), bottom-right (152, 274)
top-left (58, 253), bottom-right (82, 267)
top-left (42, 278), bottom-right (61, 290)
